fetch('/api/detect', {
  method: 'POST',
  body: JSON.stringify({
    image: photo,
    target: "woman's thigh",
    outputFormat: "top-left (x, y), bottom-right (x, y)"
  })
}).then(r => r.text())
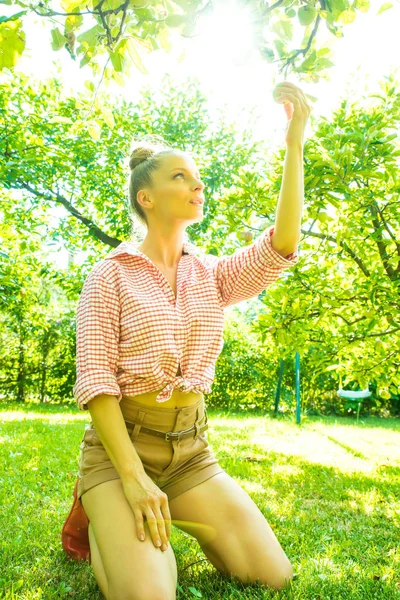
top-left (81, 478), bottom-right (177, 600)
top-left (168, 471), bottom-right (293, 591)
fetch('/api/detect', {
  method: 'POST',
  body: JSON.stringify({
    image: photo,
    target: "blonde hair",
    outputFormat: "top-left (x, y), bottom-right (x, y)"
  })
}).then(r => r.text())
top-left (127, 134), bottom-right (192, 241)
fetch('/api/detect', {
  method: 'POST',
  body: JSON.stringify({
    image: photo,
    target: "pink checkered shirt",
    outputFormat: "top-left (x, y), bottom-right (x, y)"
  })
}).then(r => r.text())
top-left (73, 225), bottom-right (299, 410)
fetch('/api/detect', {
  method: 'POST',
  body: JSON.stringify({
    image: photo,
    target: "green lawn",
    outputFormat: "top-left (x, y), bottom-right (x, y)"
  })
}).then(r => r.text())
top-left (0, 400), bottom-right (399, 599)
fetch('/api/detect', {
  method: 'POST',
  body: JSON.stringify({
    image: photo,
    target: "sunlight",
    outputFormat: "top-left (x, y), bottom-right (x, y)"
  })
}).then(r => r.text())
top-left (193, 0), bottom-right (256, 66)
top-left (0, 411), bottom-right (88, 423)
top-left (249, 429), bottom-right (376, 474)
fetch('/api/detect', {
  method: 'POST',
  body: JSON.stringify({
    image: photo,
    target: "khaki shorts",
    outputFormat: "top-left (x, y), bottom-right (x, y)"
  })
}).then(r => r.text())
top-left (77, 395), bottom-right (225, 502)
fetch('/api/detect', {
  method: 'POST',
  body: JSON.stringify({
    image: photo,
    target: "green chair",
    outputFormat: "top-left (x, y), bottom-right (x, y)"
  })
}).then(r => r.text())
top-left (337, 372), bottom-right (372, 424)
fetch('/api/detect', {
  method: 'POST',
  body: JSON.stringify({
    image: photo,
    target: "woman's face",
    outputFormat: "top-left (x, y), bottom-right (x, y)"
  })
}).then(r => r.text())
top-left (138, 151), bottom-right (206, 224)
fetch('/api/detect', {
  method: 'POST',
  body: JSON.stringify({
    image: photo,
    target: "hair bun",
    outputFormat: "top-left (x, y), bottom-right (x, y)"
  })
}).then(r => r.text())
top-left (129, 147), bottom-right (155, 172)
top-left (128, 134), bottom-right (171, 172)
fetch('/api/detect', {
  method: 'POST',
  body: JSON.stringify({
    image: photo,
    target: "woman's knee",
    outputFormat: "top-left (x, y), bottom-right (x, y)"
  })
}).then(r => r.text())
top-left (241, 560), bottom-right (294, 591)
top-left (81, 480), bottom-right (177, 599)
top-left (108, 582), bottom-right (176, 600)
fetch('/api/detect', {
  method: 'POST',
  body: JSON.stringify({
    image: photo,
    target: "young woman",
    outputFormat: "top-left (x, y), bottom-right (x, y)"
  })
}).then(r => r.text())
top-left (62, 81), bottom-right (311, 600)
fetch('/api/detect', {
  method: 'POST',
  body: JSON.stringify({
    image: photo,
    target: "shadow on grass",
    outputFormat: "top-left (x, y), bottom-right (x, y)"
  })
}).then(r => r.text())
top-left (0, 402), bottom-right (399, 599)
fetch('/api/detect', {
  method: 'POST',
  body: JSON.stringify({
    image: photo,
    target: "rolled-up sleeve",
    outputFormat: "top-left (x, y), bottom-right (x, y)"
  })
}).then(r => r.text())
top-left (212, 225), bottom-right (299, 308)
top-left (72, 271), bottom-right (122, 411)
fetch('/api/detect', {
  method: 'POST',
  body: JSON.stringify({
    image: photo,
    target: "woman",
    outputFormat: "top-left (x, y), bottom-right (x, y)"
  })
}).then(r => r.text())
top-left (62, 81), bottom-right (311, 599)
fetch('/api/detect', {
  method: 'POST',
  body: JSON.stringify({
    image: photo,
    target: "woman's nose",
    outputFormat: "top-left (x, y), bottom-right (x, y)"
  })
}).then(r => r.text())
top-left (194, 180), bottom-right (204, 190)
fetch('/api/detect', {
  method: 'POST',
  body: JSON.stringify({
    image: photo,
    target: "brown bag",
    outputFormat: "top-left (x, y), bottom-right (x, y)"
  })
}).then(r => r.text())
top-left (61, 478), bottom-right (91, 564)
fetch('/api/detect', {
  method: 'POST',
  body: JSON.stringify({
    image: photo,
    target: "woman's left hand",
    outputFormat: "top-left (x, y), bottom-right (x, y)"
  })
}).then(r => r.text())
top-left (273, 81), bottom-right (312, 148)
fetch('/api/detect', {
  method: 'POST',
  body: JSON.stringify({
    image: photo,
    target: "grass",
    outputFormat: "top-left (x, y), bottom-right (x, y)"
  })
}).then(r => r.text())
top-left (0, 399), bottom-right (399, 599)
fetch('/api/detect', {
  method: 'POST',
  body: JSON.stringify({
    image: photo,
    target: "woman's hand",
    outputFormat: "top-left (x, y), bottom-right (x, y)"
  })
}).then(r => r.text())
top-left (122, 472), bottom-right (171, 551)
top-left (273, 81), bottom-right (312, 147)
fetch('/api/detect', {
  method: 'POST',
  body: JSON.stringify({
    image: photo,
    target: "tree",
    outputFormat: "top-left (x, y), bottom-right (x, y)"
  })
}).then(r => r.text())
top-left (1, 69), bottom-right (399, 408)
top-left (0, 0), bottom-right (394, 85)
top-left (0, 196), bottom-right (77, 403)
top-left (0, 69), bottom-right (263, 258)
top-left (236, 73), bottom-right (400, 404)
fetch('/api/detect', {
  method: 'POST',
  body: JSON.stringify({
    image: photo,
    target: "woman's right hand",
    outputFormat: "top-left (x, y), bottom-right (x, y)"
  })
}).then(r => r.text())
top-left (122, 473), bottom-right (171, 551)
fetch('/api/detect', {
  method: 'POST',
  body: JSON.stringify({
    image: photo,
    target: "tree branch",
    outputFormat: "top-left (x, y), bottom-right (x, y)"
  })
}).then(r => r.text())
top-left (282, 14), bottom-right (321, 76)
top-left (19, 183), bottom-right (122, 248)
top-left (300, 227), bottom-right (371, 278)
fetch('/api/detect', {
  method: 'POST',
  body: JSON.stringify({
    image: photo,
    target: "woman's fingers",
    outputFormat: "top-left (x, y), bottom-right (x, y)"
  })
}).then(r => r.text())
top-left (153, 508), bottom-right (170, 550)
top-left (145, 505), bottom-right (169, 550)
top-left (123, 473), bottom-right (172, 551)
top-left (273, 81), bottom-right (312, 144)
top-left (134, 507), bottom-right (146, 542)
top-left (275, 83), bottom-right (312, 112)
top-left (277, 90), bottom-right (311, 115)
top-left (160, 496), bottom-right (172, 540)
top-left (144, 511), bottom-right (162, 548)
top-left (134, 505), bottom-right (170, 550)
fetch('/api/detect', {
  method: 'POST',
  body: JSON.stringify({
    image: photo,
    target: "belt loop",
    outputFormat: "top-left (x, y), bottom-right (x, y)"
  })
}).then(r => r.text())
top-left (194, 407), bottom-right (201, 439)
top-left (130, 409), bottom-right (146, 442)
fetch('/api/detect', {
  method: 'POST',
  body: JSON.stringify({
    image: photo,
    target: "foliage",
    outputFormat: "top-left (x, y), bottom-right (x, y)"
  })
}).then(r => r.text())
top-left (0, 70), bottom-right (262, 252)
top-left (0, 201), bottom-right (78, 404)
top-left (0, 69), bottom-right (263, 405)
top-left (1, 69), bottom-right (399, 412)
top-left (209, 312), bottom-right (400, 417)
top-left (0, 0), bottom-right (395, 85)
top-left (215, 73), bottom-right (400, 407)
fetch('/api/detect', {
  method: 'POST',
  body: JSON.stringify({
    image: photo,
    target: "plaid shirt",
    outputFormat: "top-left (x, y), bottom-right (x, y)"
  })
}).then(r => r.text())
top-left (73, 225), bottom-right (298, 410)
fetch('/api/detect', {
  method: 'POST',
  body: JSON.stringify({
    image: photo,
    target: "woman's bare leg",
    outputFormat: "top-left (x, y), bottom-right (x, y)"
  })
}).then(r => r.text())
top-left (81, 479), bottom-right (177, 600)
top-left (88, 521), bottom-right (109, 598)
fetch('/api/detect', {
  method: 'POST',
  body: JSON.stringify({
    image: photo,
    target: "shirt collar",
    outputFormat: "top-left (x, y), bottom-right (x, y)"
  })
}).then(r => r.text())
top-left (104, 239), bottom-right (204, 261)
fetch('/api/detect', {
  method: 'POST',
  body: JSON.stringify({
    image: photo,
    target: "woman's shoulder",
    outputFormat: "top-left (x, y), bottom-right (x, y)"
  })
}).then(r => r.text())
top-left (84, 256), bottom-right (121, 286)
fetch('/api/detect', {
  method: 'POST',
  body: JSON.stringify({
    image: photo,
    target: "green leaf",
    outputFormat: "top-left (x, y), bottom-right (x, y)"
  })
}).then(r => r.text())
top-left (50, 27), bottom-right (68, 51)
top-left (84, 79), bottom-right (95, 92)
top-left (48, 116), bottom-right (74, 124)
top-left (0, 11), bottom-right (27, 24)
top-left (338, 9), bottom-right (356, 24)
top-left (65, 12), bottom-right (83, 33)
top-left (0, 20), bottom-right (25, 69)
top-left (149, 36), bottom-right (160, 50)
top-left (108, 49), bottom-right (123, 72)
top-left (281, 18), bottom-right (293, 41)
top-left (110, 70), bottom-right (125, 85)
top-left (79, 52), bottom-right (92, 68)
top-left (165, 14), bottom-right (187, 27)
top-left (317, 47), bottom-right (332, 57)
top-left (261, 46), bottom-right (275, 62)
top-left (315, 57), bottom-right (335, 69)
top-left (60, 0), bottom-right (85, 10)
top-left (158, 26), bottom-right (172, 51)
top-left (377, 2), bottom-right (393, 14)
top-left (299, 50), bottom-right (317, 72)
top-left (130, 5), bottom-right (158, 20)
top-left (123, 37), bottom-right (149, 74)
top-left (330, 0), bottom-right (347, 17)
top-left (76, 23), bottom-right (103, 46)
top-left (354, 0), bottom-right (370, 11)
top-left (86, 120), bottom-right (102, 141)
top-left (103, 0), bottom-right (125, 9)
top-left (274, 39), bottom-right (286, 56)
top-left (188, 587), bottom-right (203, 598)
top-left (100, 107), bottom-right (115, 128)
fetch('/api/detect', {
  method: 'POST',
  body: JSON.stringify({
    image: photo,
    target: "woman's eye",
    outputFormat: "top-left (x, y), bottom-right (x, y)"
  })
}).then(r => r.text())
top-left (174, 173), bottom-right (184, 178)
